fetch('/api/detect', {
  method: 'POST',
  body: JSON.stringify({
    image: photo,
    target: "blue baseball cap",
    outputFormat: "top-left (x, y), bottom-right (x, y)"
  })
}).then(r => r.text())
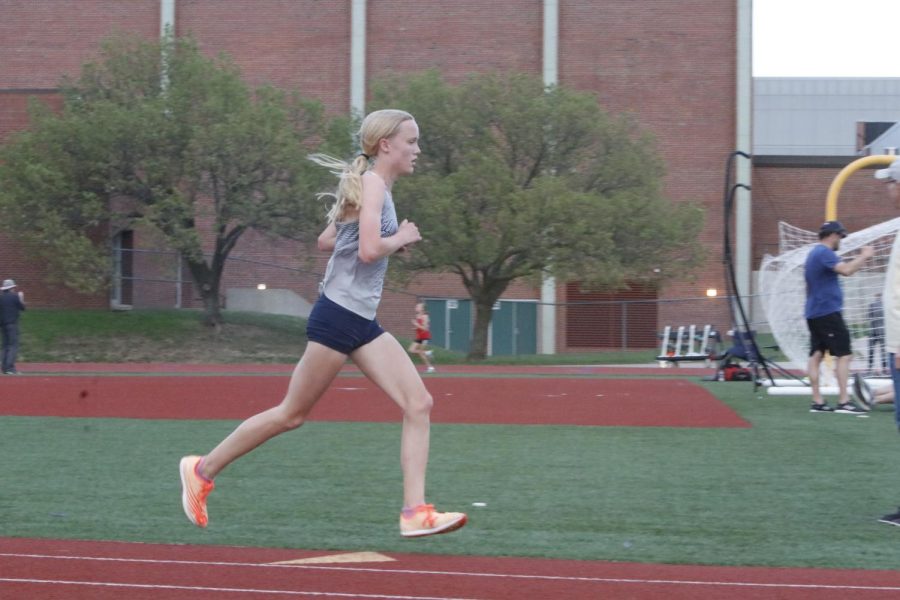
top-left (819, 220), bottom-right (848, 238)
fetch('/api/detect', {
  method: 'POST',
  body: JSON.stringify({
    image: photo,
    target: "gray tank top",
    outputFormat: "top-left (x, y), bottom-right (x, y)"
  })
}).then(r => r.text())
top-left (321, 190), bottom-right (399, 319)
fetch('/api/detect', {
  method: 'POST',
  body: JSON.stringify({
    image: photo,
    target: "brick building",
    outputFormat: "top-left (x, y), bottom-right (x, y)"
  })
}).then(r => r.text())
top-left (0, 0), bottom-right (750, 354)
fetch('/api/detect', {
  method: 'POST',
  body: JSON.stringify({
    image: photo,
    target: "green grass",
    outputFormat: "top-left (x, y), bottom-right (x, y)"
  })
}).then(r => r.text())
top-left (22, 308), bottom-right (309, 341)
top-left (18, 309), bottom-right (309, 363)
top-left (2, 377), bottom-right (900, 570)
top-left (17, 308), bottom-right (660, 364)
top-left (23, 309), bottom-right (205, 343)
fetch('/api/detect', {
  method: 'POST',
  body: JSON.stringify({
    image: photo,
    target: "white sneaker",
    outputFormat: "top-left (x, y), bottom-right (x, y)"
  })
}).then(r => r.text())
top-left (426, 366), bottom-right (436, 373)
top-left (400, 504), bottom-right (466, 537)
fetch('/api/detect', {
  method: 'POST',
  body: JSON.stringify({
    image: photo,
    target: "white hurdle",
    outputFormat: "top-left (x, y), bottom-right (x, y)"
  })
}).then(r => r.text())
top-left (657, 324), bottom-right (714, 367)
top-left (658, 325), bottom-right (672, 366)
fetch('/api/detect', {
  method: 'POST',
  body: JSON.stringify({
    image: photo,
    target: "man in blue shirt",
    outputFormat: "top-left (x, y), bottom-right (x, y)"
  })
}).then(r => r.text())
top-left (804, 221), bottom-right (873, 413)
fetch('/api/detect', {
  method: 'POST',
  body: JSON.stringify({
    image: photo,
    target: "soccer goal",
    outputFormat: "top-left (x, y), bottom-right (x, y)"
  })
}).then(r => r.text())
top-left (755, 154), bottom-right (900, 396)
top-left (758, 217), bottom-right (900, 390)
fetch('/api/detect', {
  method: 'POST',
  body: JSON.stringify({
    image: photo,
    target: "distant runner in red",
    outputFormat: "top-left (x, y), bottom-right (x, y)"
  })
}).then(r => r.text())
top-left (408, 302), bottom-right (436, 373)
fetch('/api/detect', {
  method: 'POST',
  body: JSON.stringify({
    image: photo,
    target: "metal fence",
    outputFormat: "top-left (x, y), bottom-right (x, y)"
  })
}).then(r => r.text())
top-left (113, 248), bottom-right (760, 356)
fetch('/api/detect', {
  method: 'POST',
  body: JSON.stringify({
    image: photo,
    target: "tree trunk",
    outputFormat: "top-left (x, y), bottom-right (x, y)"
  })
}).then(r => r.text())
top-left (468, 298), bottom-right (495, 360)
top-left (184, 258), bottom-right (223, 329)
top-left (182, 226), bottom-right (244, 330)
top-left (199, 284), bottom-right (222, 329)
top-left (463, 272), bottom-right (512, 360)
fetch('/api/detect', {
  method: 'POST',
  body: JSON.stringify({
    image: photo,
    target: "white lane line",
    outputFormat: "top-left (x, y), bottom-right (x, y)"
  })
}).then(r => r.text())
top-left (1, 553), bottom-right (899, 592)
top-left (0, 578), bottom-right (478, 600)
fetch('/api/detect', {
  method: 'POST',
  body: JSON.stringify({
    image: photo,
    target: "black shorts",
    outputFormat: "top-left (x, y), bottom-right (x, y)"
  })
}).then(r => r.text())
top-left (414, 338), bottom-right (430, 345)
top-left (807, 312), bottom-right (852, 357)
top-left (306, 294), bottom-right (385, 355)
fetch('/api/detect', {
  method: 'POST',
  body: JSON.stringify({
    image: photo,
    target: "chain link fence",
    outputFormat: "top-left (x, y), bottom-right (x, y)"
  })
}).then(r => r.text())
top-left (114, 248), bottom-right (772, 356)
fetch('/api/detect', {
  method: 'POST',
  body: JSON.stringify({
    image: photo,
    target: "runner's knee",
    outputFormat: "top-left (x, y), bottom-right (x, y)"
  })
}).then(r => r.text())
top-left (403, 391), bottom-right (433, 419)
top-left (274, 404), bottom-right (308, 431)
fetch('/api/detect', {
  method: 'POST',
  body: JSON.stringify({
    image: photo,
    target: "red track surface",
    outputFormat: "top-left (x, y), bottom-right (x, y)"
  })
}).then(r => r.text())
top-left (0, 373), bottom-right (748, 427)
top-left (3, 537), bottom-right (900, 600)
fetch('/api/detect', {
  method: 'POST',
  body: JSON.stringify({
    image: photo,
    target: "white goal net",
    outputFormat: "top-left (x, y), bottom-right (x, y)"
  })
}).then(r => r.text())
top-left (758, 217), bottom-right (900, 376)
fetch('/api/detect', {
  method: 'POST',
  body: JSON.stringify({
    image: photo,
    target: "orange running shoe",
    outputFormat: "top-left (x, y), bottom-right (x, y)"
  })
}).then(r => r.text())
top-left (400, 504), bottom-right (467, 538)
top-left (179, 455), bottom-right (214, 528)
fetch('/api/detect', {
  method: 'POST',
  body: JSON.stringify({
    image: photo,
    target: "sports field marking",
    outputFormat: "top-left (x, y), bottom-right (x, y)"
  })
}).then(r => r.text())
top-left (269, 551), bottom-right (396, 565)
top-left (3, 552), bottom-right (900, 593)
top-left (0, 578), bottom-right (475, 599)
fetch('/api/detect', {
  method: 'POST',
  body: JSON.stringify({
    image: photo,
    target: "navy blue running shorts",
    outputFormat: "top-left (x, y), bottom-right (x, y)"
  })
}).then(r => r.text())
top-left (306, 294), bottom-right (385, 355)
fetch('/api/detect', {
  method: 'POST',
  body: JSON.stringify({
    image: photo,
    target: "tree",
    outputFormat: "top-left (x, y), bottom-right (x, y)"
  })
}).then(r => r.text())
top-left (0, 34), bottom-right (331, 326)
top-left (370, 72), bottom-right (704, 359)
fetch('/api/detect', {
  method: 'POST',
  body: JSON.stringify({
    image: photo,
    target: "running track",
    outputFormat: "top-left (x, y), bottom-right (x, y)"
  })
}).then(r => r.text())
top-left (3, 537), bottom-right (900, 599)
top-left (1, 364), bottom-right (895, 599)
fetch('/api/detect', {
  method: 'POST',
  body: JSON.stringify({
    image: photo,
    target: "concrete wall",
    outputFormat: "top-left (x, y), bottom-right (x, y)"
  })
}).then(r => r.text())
top-left (226, 288), bottom-right (314, 318)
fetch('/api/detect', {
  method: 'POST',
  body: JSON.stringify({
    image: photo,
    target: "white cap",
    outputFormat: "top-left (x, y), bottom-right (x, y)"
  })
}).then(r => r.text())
top-left (0, 279), bottom-right (15, 290)
top-left (874, 158), bottom-right (900, 181)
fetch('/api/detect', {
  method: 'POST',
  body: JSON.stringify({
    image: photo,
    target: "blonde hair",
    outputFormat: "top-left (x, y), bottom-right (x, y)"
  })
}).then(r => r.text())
top-left (309, 109), bottom-right (414, 223)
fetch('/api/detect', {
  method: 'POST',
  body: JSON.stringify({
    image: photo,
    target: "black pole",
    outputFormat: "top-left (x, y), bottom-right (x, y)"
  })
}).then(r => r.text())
top-left (721, 151), bottom-right (801, 388)
top-left (724, 182), bottom-right (777, 386)
top-left (722, 151), bottom-right (751, 340)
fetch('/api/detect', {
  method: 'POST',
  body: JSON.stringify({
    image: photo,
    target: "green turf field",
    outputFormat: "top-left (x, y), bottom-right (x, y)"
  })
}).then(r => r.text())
top-left (2, 376), bottom-right (899, 570)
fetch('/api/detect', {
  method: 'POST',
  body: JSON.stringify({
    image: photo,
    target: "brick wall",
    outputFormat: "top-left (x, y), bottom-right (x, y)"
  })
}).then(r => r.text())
top-left (177, 0), bottom-right (351, 114)
top-left (0, 230), bottom-right (106, 308)
top-left (3, 0), bottom-right (748, 349)
top-left (0, 92), bottom-right (60, 144)
top-left (0, 0), bottom-right (158, 89)
top-left (556, 0), bottom-right (736, 336)
top-left (367, 1), bottom-right (542, 82)
top-left (0, 90), bottom-right (105, 307)
top-left (0, 0), bottom-right (158, 309)
top-left (751, 166), bottom-right (897, 265)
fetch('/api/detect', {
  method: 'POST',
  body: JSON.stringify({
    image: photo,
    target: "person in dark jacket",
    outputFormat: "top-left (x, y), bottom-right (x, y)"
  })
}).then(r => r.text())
top-left (0, 279), bottom-right (26, 374)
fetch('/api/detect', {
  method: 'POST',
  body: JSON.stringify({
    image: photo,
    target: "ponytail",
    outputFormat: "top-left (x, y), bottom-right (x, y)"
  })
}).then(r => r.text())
top-left (308, 153), bottom-right (369, 223)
